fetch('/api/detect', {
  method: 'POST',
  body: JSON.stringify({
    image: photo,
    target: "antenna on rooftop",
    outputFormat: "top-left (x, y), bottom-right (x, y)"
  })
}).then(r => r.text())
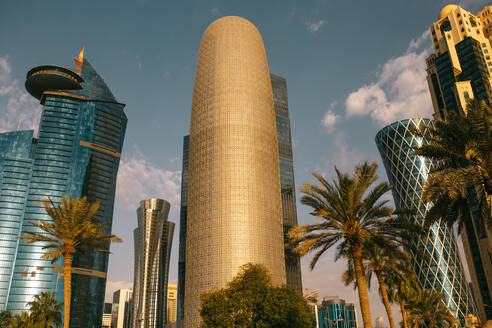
top-left (16, 119), bottom-right (22, 131)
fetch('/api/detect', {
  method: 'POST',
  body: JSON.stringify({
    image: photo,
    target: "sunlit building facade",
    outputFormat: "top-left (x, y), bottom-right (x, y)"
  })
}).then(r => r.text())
top-left (132, 199), bottom-right (174, 328)
top-left (318, 296), bottom-right (357, 328)
top-left (167, 284), bottom-right (177, 325)
top-left (375, 118), bottom-right (478, 324)
top-left (0, 50), bottom-right (127, 327)
top-left (183, 16), bottom-right (286, 327)
top-left (111, 289), bottom-right (132, 328)
top-left (426, 5), bottom-right (492, 321)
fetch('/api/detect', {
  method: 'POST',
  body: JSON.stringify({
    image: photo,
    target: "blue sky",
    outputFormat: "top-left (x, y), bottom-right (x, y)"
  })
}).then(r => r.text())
top-left (1, 0), bottom-right (489, 324)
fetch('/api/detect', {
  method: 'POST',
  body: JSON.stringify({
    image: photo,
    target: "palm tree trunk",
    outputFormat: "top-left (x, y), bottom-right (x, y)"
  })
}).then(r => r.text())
top-left (63, 254), bottom-right (72, 328)
top-left (400, 303), bottom-right (408, 328)
top-left (353, 247), bottom-right (373, 328)
top-left (375, 271), bottom-right (395, 328)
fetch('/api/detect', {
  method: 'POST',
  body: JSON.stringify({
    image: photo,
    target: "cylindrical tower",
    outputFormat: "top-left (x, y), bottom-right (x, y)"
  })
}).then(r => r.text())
top-left (375, 118), bottom-right (478, 324)
top-left (185, 16), bottom-right (286, 326)
top-left (132, 198), bottom-right (174, 328)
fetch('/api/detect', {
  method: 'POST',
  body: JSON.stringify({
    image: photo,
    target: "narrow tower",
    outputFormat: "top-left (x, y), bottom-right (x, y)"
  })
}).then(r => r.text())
top-left (184, 16), bottom-right (286, 327)
top-left (132, 199), bottom-right (174, 328)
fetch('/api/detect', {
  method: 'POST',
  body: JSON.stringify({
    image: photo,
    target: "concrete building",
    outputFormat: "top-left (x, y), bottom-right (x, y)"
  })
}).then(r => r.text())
top-left (425, 4), bottom-right (492, 322)
top-left (102, 303), bottom-right (112, 328)
top-left (111, 289), bottom-right (132, 328)
top-left (0, 49), bottom-right (127, 327)
top-left (132, 199), bottom-right (175, 328)
top-left (183, 16), bottom-right (286, 327)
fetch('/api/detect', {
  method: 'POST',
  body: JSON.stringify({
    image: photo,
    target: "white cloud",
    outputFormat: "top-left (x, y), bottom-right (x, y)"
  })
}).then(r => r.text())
top-left (345, 31), bottom-right (434, 125)
top-left (105, 280), bottom-right (133, 302)
top-left (322, 110), bottom-right (338, 132)
top-left (0, 55), bottom-right (41, 133)
top-left (115, 150), bottom-right (181, 211)
top-left (306, 20), bottom-right (326, 33)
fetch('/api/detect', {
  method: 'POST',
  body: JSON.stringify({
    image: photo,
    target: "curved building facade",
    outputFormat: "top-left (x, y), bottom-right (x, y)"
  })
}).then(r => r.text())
top-left (132, 199), bottom-right (174, 328)
top-left (0, 50), bottom-right (127, 326)
top-left (185, 16), bottom-right (286, 326)
top-left (375, 118), bottom-right (478, 324)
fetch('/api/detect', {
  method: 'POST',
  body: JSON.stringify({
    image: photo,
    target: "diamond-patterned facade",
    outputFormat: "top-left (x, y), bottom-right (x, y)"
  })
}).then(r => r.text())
top-left (375, 118), bottom-right (478, 324)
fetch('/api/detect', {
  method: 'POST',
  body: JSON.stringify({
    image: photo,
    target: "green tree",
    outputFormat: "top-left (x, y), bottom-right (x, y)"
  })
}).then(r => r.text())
top-left (412, 99), bottom-right (492, 229)
top-left (27, 291), bottom-right (62, 328)
top-left (18, 195), bottom-right (122, 328)
top-left (0, 311), bottom-right (11, 328)
top-left (7, 312), bottom-right (33, 328)
top-left (288, 162), bottom-right (399, 328)
top-left (406, 287), bottom-right (458, 328)
top-left (200, 263), bottom-right (315, 328)
top-left (385, 265), bottom-right (419, 328)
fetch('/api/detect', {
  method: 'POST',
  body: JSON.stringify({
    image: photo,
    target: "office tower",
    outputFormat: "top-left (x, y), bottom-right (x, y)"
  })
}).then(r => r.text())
top-left (176, 136), bottom-right (188, 327)
top-left (317, 296), bottom-right (357, 328)
top-left (132, 199), bottom-right (175, 328)
top-left (375, 118), bottom-right (478, 323)
top-left (102, 303), bottom-right (113, 328)
top-left (426, 5), bottom-right (492, 321)
top-left (0, 131), bottom-right (36, 309)
top-left (111, 289), bottom-right (133, 328)
top-left (426, 4), bottom-right (492, 120)
top-left (271, 74), bottom-right (303, 292)
top-left (184, 16), bottom-right (285, 327)
top-left (167, 284), bottom-right (177, 325)
top-left (176, 72), bottom-right (303, 325)
top-left (0, 50), bottom-right (127, 326)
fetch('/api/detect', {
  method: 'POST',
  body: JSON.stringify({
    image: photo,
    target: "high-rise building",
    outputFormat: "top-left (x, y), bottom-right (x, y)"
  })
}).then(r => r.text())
top-left (183, 16), bottom-right (286, 327)
top-left (111, 289), bottom-right (132, 328)
top-left (167, 284), bottom-right (177, 325)
top-left (102, 303), bottom-right (113, 328)
top-left (317, 296), bottom-right (357, 328)
top-left (0, 49), bottom-right (127, 327)
top-left (132, 199), bottom-right (175, 328)
top-left (271, 74), bottom-right (303, 292)
top-left (426, 5), bottom-right (492, 322)
top-left (375, 118), bottom-right (478, 324)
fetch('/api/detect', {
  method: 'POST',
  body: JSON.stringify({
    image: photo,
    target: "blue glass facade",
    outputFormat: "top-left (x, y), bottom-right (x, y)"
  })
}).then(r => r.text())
top-left (0, 56), bottom-right (127, 327)
top-left (0, 131), bottom-right (36, 309)
top-left (318, 297), bottom-right (357, 328)
top-left (271, 74), bottom-right (302, 292)
top-left (375, 118), bottom-right (477, 324)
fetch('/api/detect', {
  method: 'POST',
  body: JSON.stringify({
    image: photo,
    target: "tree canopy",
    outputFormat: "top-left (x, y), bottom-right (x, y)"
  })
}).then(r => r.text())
top-left (200, 263), bottom-right (315, 328)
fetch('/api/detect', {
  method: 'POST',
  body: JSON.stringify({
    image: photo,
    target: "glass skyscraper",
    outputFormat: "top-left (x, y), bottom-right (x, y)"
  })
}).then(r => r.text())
top-left (317, 296), bottom-right (357, 328)
top-left (426, 5), bottom-right (492, 321)
top-left (0, 50), bottom-right (127, 327)
top-left (375, 118), bottom-right (478, 323)
top-left (132, 198), bottom-right (174, 328)
top-left (176, 74), bottom-right (302, 325)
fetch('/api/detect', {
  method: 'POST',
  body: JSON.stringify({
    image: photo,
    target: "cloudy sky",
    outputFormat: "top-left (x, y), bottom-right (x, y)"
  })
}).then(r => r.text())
top-left (1, 0), bottom-right (489, 325)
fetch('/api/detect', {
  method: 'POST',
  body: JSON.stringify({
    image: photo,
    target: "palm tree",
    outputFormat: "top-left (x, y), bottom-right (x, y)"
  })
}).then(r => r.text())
top-left (0, 311), bottom-right (11, 328)
top-left (406, 287), bottom-right (458, 328)
top-left (19, 195), bottom-right (122, 328)
top-left (412, 99), bottom-right (492, 229)
top-left (7, 312), bottom-right (32, 328)
top-left (385, 264), bottom-right (419, 328)
top-left (289, 161), bottom-right (397, 328)
top-left (342, 239), bottom-right (411, 328)
top-left (27, 291), bottom-right (62, 328)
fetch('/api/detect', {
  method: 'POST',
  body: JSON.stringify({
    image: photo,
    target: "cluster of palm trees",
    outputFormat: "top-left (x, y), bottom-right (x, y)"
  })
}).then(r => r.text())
top-left (289, 99), bottom-right (491, 328)
top-left (0, 291), bottom-right (62, 328)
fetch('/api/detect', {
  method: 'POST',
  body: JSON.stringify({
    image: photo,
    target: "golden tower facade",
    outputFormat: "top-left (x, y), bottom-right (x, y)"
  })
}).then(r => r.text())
top-left (184, 16), bottom-right (286, 327)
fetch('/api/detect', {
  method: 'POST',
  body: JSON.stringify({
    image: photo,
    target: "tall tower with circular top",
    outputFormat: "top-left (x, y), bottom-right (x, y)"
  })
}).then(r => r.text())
top-left (184, 16), bottom-right (286, 327)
